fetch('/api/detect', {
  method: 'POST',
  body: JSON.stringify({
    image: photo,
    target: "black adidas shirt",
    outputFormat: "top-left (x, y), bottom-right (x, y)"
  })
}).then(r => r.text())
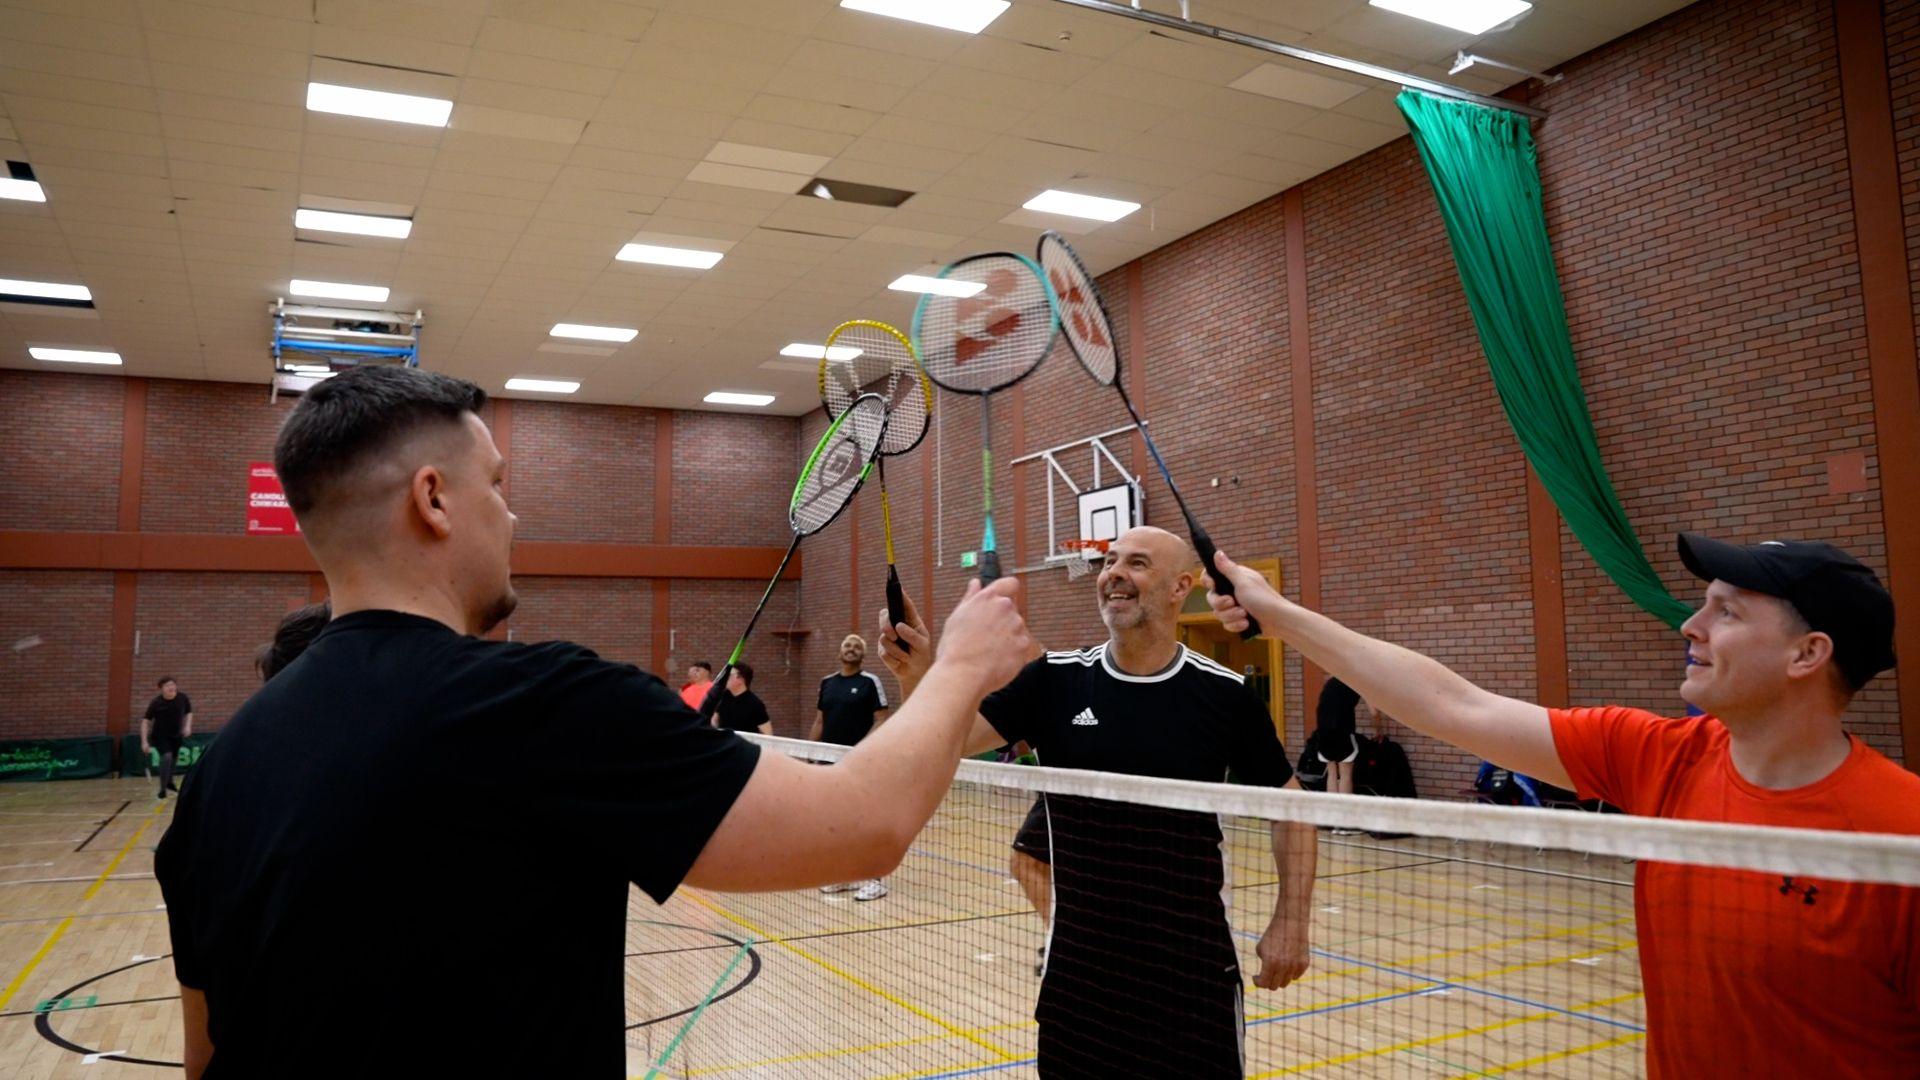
top-left (981, 643), bottom-right (1293, 1073)
top-left (153, 611), bottom-right (761, 1078)
top-left (816, 670), bottom-right (889, 745)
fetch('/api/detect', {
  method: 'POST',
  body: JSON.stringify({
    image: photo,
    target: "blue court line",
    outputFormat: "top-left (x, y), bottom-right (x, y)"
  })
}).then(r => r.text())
top-left (919, 1059), bottom-right (1034, 1079)
top-left (1232, 931), bottom-right (1645, 1034)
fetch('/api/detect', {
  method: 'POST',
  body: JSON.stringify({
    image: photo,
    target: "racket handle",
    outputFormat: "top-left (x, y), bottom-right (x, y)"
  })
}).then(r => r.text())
top-left (886, 566), bottom-right (910, 655)
top-left (697, 667), bottom-right (730, 722)
top-left (1192, 529), bottom-right (1261, 641)
top-left (978, 549), bottom-right (1002, 585)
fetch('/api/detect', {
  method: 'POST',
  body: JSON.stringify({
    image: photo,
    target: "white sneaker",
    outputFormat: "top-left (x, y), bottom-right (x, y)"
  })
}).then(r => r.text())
top-left (820, 881), bottom-right (858, 894)
top-left (853, 879), bottom-right (889, 901)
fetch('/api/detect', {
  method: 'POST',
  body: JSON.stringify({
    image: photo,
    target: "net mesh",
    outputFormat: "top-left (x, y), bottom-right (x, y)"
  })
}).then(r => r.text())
top-left (789, 394), bottom-right (886, 535)
top-left (821, 319), bottom-right (932, 457)
top-left (624, 736), bottom-right (1920, 1078)
top-left (1037, 232), bottom-right (1119, 387)
top-left (912, 253), bottom-right (1058, 394)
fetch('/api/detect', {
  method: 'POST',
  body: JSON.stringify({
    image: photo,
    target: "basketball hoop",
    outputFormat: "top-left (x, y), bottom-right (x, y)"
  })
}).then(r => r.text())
top-left (1058, 539), bottom-right (1109, 580)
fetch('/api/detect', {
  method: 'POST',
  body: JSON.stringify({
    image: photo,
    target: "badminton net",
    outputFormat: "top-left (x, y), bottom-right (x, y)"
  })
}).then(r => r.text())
top-left (622, 735), bottom-right (1920, 1078)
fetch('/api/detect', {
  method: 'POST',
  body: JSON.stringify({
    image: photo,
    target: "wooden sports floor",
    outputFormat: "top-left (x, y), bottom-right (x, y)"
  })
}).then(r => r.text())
top-left (0, 778), bottom-right (1645, 1078)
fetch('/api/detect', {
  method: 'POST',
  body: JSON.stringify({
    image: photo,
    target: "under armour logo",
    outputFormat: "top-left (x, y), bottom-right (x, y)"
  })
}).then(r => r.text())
top-left (1070, 708), bottom-right (1098, 726)
top-left (1779, 877), bottom-right (1819, 905)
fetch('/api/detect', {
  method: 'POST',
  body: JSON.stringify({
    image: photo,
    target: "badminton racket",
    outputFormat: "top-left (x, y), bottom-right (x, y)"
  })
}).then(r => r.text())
top-left (911, 253), bottom-right (1059, 584)
top-left (1036, 230), bottom-right (1262, 639)
top-left (820, 319), bottom-right (933, 651)
top-left (698, 394), bottom-right (889, 720)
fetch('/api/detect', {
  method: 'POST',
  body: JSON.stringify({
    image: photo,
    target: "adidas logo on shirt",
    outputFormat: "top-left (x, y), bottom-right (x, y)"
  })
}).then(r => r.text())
top-left (1071, 708), bottom-right (1099, 726)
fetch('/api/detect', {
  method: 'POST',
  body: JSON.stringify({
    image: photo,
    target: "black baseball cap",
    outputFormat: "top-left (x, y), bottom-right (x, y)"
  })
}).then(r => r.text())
top-left (1678, 533), bottom-right (1896, 690)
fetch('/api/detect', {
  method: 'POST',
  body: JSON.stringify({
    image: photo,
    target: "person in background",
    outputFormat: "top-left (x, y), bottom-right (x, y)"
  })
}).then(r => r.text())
top-left (813, 633), bottom-right (893, 901)
top-left (679, 661), bottom-right (714, 712)
top-left (256, 602), bottom-right (332, 681)
top-left (143, 676), bottom-right (194, 800)
top-left (714, 662), bottom-right (772, 736)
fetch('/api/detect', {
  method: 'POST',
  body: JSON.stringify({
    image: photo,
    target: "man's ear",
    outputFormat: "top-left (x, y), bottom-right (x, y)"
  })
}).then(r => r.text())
top-left (410, 465), bottom-right (453, 538)
top-left (1786, 630), bottom-right (1836, 683)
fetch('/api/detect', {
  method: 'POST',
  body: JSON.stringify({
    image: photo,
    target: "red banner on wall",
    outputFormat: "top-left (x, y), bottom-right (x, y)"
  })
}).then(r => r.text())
top-left (247, 462), bottom-right (300, 535)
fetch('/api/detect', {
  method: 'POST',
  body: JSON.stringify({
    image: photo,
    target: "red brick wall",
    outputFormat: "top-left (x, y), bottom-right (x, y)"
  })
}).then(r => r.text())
top-left (1537, 0), bottom-right (1901, 758)
top-left (510, 400), bottom-right (655, 543)
top-left (0, 571), bottom-right (115, 739)
top-left (0, 370), bottom-right (123, 531)
top-left (673, 410), bottom-right (796, 547)
top-left (129, 572), bottom-right (312, 730)
top-left (141, 380), bottom-right (295, 534)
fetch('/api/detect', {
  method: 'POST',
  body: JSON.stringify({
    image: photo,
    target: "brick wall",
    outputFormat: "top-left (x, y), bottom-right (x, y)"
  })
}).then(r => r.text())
top-left (129, 572), bottom-right (312, 730)
top-left (0, 571), bottom-right (115, 739)
top-left (510, 400), bottom-right (655, 543)
top-left (0, 370), bottom-right (122, 531)
top-left (141, 380), bottom-right (295, 534)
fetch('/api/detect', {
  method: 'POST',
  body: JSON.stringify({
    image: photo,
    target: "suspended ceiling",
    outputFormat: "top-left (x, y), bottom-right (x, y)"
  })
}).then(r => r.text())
top-left (0, 0), bottom-right (1691, 414)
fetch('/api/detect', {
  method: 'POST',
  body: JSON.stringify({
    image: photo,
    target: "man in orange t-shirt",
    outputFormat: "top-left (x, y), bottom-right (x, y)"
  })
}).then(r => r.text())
top-left (678, 660), bottom-right (714, 713)
top-left (1204, 533), bottom-right (1918, 1077)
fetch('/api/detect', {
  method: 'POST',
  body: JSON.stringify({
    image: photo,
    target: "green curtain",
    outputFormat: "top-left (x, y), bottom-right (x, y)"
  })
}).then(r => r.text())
top-left (1396, 90), bottom-right (1691, 629)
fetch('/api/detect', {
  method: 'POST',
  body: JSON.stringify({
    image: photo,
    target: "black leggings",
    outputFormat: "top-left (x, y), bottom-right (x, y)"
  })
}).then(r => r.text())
top-left (152, 738), bottom-right (181, 790)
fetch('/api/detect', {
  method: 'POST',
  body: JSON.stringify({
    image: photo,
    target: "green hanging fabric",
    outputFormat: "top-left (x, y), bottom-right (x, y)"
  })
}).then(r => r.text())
top-left (1396, 89), bottom-right (1692, 630)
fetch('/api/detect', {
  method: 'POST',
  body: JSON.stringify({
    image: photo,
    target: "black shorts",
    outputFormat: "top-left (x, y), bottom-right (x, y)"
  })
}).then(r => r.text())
top-left (1035, 978), bottom-right (1243, 1077)
top-left (150, 735), bottom-right (182, 755)
top-left (1011, 798), bottom-right (1051, 864)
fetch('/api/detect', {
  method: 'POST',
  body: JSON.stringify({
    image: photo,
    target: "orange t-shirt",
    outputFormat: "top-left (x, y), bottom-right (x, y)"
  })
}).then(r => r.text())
top-left (1550, 707), bottom-right (1920, 1078)
top-left (679, 681), bottom-right (711, 713)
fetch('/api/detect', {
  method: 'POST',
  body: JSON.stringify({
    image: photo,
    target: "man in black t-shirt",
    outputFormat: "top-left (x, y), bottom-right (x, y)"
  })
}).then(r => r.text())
top-left (810, 633), bottom-right (889, 746)
top-left (142, 676), bottom-right (193, 799)
top-left (713, 662), bottom-right (772, 735)
top-left (811, 633), bottom-right (894, 900)
top-left (153, 366), bottom-right (1034, 1079)
top-left (881, 527), bottom-right (1318, 1077)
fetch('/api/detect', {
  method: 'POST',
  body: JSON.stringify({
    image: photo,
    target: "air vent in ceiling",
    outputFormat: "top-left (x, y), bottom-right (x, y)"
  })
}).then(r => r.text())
top-left (798, 178), bottom-right (914, 208)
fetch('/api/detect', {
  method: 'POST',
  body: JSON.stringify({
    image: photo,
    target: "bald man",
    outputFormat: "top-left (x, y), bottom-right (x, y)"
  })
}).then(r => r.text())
top-left (882, 526), bottom-right (1317, 1077)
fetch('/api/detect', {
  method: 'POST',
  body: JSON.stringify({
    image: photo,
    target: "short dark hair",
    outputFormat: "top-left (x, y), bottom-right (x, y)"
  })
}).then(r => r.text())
top-left (156, 675), bottom-right (176, 688)
top-left (732, 662), bottom-right (753, 688)
top-left (274, 366), bottom-right (487, 517)
top-left (255, 601), bottom-right (332, 681)
top-left (690, 661), bottom-right (713, 674)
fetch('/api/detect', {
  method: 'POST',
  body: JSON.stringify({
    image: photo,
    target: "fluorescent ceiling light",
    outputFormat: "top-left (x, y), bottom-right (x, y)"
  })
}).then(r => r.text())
top-left (550, 322), bottom-right (638, 343)
top-left (294, 208), bottom-right (412, 239)
top-left (505, 378), bottom-right (581, 394)
top-left (839, 0), bottom-right (1009, 34)
top-left (29, 347), bottom-right (121, 365)
top-left (888, 273), bottom-right (986, 298)
top-left (0, 178), bottom-right (46, 202)
top-left (1022, 189), bottom-right (1141, 223)
top-left (1368, 0), bottom-right (1531, 35)
top-left (616, 243), bottom-right (724, 269)
top-left (289, 279), bottom-right (390, 303)
top-left (306, 82), bottom-right (453, 127)
top-left (781, 343), bottom-right (862, 361)
top-left (704, 391), bottom-right (776, 407)
top-left (0, 278), bottom-right (91, 302)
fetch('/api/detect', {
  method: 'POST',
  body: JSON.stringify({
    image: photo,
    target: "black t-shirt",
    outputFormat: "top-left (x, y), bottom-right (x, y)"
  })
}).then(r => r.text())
top-left (981, 643), bottom-right (1292, 1039)
top-left (816, 670), bottom-right (888, 746)
top-left (145, 694), bottom-right (191, 740)
top-left (715, 689), bottom-right (770, 733)
top-left (152, 611), bottom-right (760, 1078)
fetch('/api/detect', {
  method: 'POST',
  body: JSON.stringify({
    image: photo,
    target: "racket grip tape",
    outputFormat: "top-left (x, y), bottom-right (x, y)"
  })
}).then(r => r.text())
top-left (978, 549), bottom-right (1002, 585)
top-left (696, 667), bottom-right (730, 722)
top-left (885, 566), bottom-right (910, 655)
top-left (1192, 529), bottom-right (1261, 641)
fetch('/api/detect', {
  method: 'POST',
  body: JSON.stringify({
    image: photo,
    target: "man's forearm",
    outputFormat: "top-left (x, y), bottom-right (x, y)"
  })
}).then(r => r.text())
top-left (1269, 820), bottom-right (1316, 930)
top-left (140, 719), bottom-right (151, 744)
top-left (183, 713), bottom-right (193, 738)
top-left (837, 665), bottom-right (994, 844)
top-left (808, 712), bottom-right (823, 742)
top-left (180, 984), bottom-right (212, 1079)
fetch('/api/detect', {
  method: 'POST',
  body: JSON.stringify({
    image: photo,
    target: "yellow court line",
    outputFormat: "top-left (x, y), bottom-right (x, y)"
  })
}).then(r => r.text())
top-left (1453, 1031), bottom-right (1647, 1078)
top-left (1289, 914), bottom-right (1633, 988)
top-left (0, 801), bottom-right (168, 1011)
top-left (1250, 991), bottom-right (1645, 1078)
top-left (678, 889), bottom-right (1017, 1061)
top-left (686, 1017), bottom-right (1042, 1077)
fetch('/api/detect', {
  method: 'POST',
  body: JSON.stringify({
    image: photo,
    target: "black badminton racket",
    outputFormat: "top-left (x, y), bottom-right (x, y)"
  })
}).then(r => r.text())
top-left (820, 319), bottom-right (933, 651)
top-left (699, 394), bottom-right (889, 720)
top-left (911, 253), bottom-right (1059, 584)
top-left (1036, 230), bottom-right (1261, 639)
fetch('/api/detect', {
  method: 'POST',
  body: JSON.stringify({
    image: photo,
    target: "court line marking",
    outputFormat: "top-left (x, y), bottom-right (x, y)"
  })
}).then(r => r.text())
top-left (628, 907), bottom-right (1032, 959)
top-left (0, 907), bottom-right (168, 928)
top-left (1293, 942), bottom-right (1646, 1032)
top-left (1455, 1028), bottom-right (1647, 1077)
top-left (0, 802), bottom-right (167, 1012)
top-left (75, 800), bottom-right (130, 852)
top-left (678, 889), bottom-right (1018, 1061)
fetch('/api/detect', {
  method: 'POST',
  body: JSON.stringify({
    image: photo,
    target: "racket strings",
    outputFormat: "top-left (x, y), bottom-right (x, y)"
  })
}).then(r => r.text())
top-left (789, 394), bottom-right (887, 536)
top-left (913, 254), bottom-right (1057, 394)
top-left (1038, 233), bottom-right (1120, 387)
top-left (822, 321), bottom-right (931, 457)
